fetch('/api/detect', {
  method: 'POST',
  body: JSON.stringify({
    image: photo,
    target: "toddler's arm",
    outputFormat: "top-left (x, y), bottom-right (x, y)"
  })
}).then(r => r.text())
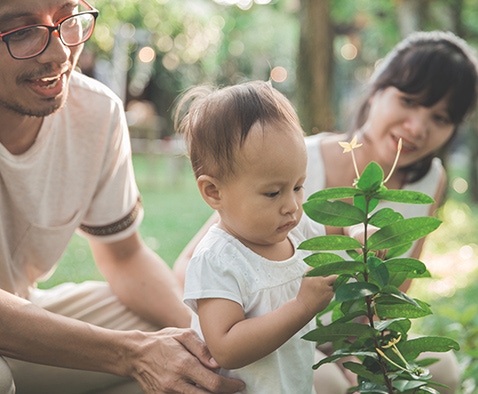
top-left (197, 274), bottom-right (336, 370)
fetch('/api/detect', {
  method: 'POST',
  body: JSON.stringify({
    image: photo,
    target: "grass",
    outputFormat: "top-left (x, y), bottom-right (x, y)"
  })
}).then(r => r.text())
top-left (37, 153), bottom-right (213, 289)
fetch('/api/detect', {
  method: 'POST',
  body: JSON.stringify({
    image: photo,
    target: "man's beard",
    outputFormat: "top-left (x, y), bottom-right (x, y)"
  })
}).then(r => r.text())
top-left (0, 95), bottom-right (65, 118)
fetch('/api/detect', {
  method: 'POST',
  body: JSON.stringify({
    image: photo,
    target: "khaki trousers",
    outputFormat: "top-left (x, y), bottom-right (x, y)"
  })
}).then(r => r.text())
top-left (2, 281), bottom-right (159, 394)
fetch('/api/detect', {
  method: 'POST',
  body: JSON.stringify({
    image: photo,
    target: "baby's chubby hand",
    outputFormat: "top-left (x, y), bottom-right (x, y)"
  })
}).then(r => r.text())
top-left (296, 272), bottom-right (337, 316)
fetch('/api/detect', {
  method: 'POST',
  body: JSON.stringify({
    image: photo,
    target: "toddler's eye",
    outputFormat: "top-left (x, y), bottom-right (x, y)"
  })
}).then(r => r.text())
top-left (264, 191), bottom-right (279, 198)
top-left (294, 185), bottom-right (304, 192)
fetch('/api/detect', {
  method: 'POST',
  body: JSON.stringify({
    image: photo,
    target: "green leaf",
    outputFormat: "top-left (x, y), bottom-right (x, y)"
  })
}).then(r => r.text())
top-left (356, 381), bottom-right (390, 394)
top-left (415, 386), bottom-right (441, 394)
top-left (353, 195), bottom-right (380, 213)
top-left (304, 252), bottom-right (344, 267)
top-left (367, 217), bottom-right (442, 250)
top-left (340, 298), bottom-right (367, 316)
top-left (398, 336), bottom-right (460, 359)
top-left (299, 235), bottom-right (362, 251)
top-left (369, 208), bottom-right (404, 228)
top-left (335, 282), bottom-right (380, 302)
top-left (307, 187), bottom-right (358, 201)
top-left (375, 189), bottom-right (434, 204)
top-left (374, 318), bottom-right (411, 334)
top-left (367, 257), bottom-right (389, 288)
top-left (343, 361), bottom-right (386, 384)
top-left (375, 297), bottom-right (432, 319)
top-left (302, 322), bottom-right (374, 345)
top-left (303, 199), bottom-right (366, 226)
top-left (333, 274), bottom-right (353, 291)
top-left (356, 162), bottom-right (384, 192)
top-left (346, 249), bottom-right (360, 260)
top-left (392, 380), bottom-right (427, 392)
top-left (387, 272), bottom-right (408, 288)
top-left (306, 261), bottom-right (364, 277)
top-left (378, 287), bottom-right (423, 309)
top-left (331, 310), bottom-right (367, 324)
top-left (313, 351), bottom-right (376, 370)
top-left (385, 258), bottom-right (428, 276)
top-left (385, 242), bottom-right (413, 259)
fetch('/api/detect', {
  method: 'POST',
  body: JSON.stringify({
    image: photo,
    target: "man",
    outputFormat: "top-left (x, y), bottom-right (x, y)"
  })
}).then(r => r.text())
top-left (0, 0), bottom-right (245, 392)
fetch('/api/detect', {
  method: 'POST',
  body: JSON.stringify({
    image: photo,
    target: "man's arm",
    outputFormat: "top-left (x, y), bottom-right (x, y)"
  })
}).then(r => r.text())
top-left (90, 231), bottom-right (190, 328)
top-left (0, 288), bottom-right (244, 393)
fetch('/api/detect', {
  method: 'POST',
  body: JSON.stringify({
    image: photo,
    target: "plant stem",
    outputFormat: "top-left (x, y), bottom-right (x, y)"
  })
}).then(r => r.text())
top-left (364, 197), bottom-right (394, 393)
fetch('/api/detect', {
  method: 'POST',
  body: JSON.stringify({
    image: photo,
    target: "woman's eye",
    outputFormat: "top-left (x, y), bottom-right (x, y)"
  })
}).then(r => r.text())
top-left (434, 114), bottom-right (451, 125)
top-left (400, 97), bottom-right (416, 107)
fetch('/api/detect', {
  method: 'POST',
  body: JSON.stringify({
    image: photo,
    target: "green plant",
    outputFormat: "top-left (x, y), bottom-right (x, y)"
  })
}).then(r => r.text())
top-left (299, 139), bottom-right (460, 393)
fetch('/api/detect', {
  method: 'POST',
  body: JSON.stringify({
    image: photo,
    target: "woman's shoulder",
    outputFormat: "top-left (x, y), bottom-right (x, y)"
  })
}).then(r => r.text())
top-left (405, 157), bottom-right (444, 193)
top-left (305, 131), bottom-right (340, 145)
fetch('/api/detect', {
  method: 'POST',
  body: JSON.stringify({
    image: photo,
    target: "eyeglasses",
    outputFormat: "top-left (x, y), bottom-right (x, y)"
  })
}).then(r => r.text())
top-left (0, 0), bottom-right (99, 60)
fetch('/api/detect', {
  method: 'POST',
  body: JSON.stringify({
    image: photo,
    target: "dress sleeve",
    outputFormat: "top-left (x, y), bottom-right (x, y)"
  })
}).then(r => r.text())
top-left (183, 247), bottom-right (244, 314)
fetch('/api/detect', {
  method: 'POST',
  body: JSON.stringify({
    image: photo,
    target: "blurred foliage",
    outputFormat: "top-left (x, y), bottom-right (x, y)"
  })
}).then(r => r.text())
top-left (80, 1), bottom-right (470, 141)
top-left (84, 0), bottom-right (299, 134)
top-left (83, 0), bottom-right (478, 135)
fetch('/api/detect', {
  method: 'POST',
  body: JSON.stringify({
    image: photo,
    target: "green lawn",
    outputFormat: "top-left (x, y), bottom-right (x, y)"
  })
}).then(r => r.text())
top-left (38, 153), bottom-right (213, 289)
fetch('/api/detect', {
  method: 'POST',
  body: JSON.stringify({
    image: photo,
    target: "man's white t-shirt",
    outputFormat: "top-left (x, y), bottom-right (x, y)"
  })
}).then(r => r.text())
top-left (0, 72), bottom-right (142, 298)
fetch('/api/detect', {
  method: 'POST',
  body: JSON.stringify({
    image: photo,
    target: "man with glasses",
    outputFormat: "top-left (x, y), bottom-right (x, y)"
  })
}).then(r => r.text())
top-left (0, 0), bottom-right (245, 393)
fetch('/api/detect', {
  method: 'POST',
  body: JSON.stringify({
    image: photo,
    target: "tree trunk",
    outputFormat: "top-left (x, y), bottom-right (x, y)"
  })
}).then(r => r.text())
top-left (395, 0), bottom-right (427, 36)
top-left (297, 0), bottom-right (334, 135)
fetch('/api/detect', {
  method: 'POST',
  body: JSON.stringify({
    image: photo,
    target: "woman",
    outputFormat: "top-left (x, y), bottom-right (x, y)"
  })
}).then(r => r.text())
top-left (308, 30), bottom-right (477, 394)
top-left (174, 30), bottom-right (478, 393)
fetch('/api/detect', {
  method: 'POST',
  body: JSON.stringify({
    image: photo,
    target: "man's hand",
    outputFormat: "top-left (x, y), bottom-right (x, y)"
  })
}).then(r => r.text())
top-left (130, 328), bottom-right (245, 393)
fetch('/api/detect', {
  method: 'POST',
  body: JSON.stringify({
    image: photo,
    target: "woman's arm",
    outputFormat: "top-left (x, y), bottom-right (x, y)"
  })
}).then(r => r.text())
top-left (400, 166), bottom-right (447, 292)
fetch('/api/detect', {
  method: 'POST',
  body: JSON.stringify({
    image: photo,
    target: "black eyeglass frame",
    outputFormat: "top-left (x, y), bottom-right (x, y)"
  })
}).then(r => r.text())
top-left (0, 0), bottom-right (99, 60)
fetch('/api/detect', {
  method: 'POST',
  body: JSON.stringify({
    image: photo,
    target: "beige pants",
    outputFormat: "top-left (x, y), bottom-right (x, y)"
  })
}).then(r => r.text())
top-left (2, 281), bottom-right (159, 394)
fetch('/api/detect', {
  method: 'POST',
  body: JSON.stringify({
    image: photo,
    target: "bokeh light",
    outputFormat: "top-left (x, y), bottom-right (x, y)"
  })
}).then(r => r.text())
top-left (452, 177), bottom-right (468, 194)
top-left (138, 46), bottom-right (156, 63)
top-left (270, 66), bottom-right (288, 83)
top-left (341, 43), bottom-right (358, 60)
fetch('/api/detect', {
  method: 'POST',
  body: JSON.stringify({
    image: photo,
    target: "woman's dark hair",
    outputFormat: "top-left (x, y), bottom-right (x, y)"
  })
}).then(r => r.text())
top-left (352, 31), bottom-right (478, 183)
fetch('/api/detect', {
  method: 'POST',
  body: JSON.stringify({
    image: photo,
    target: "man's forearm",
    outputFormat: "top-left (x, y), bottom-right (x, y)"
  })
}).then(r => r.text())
top-left (0, 288), bottom-right (131, 376)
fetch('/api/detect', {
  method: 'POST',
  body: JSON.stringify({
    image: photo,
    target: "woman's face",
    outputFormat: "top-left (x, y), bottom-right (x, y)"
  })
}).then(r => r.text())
top-left (363, 86), bottom-right (454, 168)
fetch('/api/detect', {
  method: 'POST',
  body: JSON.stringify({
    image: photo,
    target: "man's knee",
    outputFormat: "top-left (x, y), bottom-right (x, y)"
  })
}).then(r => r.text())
top-left (0, 357), bottom-right (15, 394)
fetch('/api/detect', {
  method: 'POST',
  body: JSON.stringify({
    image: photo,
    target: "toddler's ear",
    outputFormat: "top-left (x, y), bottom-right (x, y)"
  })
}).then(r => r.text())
top-left (197, 175), bottom-right (221, 210)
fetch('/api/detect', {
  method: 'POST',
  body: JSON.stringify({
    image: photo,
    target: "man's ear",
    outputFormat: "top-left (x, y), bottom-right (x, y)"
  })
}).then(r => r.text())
top-left (197, 175), bottom-right (222, 210)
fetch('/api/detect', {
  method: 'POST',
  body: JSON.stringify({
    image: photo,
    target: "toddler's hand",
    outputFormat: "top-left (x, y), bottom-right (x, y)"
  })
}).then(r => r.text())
top-left (297, 273), bottom-right (336, 316)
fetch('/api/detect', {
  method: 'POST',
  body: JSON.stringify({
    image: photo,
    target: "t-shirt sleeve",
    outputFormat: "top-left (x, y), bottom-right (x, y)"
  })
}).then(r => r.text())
top-left (77, 97), bottom-right (143, 243)
top-left (183, 247), bottom-right (243, 314)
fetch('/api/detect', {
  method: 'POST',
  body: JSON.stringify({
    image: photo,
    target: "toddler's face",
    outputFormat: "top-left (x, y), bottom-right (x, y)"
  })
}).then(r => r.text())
top-left (217, 121), bottom-right (307, 254)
